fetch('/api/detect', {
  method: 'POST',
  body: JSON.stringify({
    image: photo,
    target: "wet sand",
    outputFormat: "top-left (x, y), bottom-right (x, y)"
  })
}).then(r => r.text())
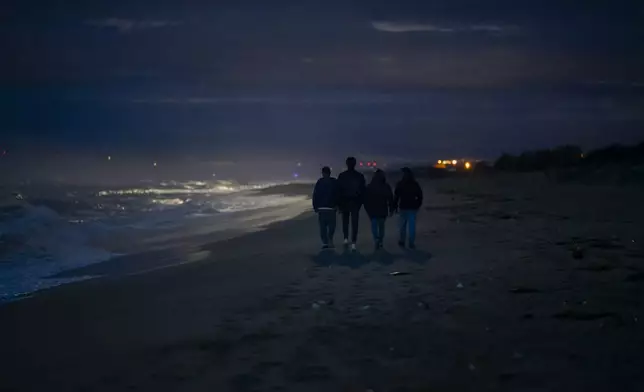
top-left (1, 174), bottom-right (644, 391)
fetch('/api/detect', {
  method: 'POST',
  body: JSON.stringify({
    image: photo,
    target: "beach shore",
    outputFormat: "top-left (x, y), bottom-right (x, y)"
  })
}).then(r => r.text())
top-left (1, 174), bottom-right (643, 391)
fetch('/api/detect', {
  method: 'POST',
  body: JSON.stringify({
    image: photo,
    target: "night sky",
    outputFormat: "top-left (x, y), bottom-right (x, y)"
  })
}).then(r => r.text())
top-left (2, 0), bottom-right (644, 181)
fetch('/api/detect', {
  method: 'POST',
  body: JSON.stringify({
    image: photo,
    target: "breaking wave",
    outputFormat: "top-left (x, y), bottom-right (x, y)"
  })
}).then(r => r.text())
top-left (0, 179), bottom-right (311, 301)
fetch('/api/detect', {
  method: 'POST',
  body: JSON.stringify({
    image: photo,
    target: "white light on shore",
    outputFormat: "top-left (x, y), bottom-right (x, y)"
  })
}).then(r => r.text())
top-left (153, 161), bottom-right (157, 167)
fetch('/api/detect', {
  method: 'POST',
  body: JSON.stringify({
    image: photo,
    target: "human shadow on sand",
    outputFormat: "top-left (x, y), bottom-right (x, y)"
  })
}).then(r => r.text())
top-left (400, 248), bottom-right (433, 264)
top-left (310, 247), bottom-right (431, 269)
top-left (310, 249), bottom-right (370, 269)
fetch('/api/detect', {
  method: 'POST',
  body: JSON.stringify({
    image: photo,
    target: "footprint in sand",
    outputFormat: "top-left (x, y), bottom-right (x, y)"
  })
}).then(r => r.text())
top-left (287, 365), bottom-right (332, 383)
top-left (625, 271), bottom-right (644, 282)
top-left (509, 287), bottom-right (542, 294)
top-left (252, 360), bottom-right (284, 375)
top-left (552, 309), bottom-right (621, 321)
top-left (229, 373), bottom-right (262, 391)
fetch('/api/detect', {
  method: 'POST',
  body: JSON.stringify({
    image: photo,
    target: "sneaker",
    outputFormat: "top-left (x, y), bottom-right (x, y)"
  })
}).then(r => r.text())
top-left (398, 241), bottom-right (405, 248)
top-left (351, 243), bottom-right (357, 252)
top-left (343, 238), bottom-right (349, 246)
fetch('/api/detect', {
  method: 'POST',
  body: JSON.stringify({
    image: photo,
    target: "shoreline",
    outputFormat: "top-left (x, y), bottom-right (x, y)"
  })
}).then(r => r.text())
top-left (1, 176), bottom-right (643, 391)
top-left (50, 210), bottom-right (314, 281)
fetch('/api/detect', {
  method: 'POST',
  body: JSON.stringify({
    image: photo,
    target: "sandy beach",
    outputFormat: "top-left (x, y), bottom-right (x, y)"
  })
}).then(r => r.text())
top-left (1, 173), bottom-right (643, 391)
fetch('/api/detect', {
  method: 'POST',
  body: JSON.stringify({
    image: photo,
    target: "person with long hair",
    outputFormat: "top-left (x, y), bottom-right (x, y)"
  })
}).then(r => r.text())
top-left (364, 169), bottom-right (394, 250)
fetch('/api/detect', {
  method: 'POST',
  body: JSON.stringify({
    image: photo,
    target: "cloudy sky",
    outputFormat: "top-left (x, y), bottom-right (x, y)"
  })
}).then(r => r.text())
top-left (2, 0), bottom-right (643, 179)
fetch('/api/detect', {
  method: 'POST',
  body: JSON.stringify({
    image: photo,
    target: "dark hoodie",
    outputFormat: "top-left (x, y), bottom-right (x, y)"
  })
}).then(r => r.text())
top-left (394, 168), bottom-right (423, 211)
top-left (364, 170), bottom-right (394, 219)
top-left (337, 168), bottom-right (366, 210)
top-left (312, 176), bottom-right (339, 211)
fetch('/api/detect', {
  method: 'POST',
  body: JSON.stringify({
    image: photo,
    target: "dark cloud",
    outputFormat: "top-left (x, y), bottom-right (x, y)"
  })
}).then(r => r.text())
top-left (83, 18), bottom-right (182, 33)
top-left (371, 21), bottom-right (518, 34)
top-left (2, 0), bottom-right (643, 88)
top-left (1, 0), bottom-right (643, 165)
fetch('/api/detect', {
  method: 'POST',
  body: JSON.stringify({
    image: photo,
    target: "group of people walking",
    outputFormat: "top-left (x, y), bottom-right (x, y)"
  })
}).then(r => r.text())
top-left (312, 157), bottom-right (423, 251)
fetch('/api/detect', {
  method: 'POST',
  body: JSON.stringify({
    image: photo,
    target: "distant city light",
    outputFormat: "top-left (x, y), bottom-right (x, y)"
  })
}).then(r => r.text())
top-left (452, 160), bottom-right (457, 165)
top-left (297, 162), bottom-right (302, 167)
top-left (373, 161), bottom-right (377, 167)
top-left (367, 162), bottom-right (372, 167)
top-left (153, 161), bottom-right (157, 167)
top-left (360, 162), bottom-right (364, 166)
top-left (437, 160), bottom-right (442, 164)
top-left (107, 155), bottom-right (111, 161)
top-left (293, 173), bottom-right (299, 178)
top-left (465, 162), bottom-right (472, 169)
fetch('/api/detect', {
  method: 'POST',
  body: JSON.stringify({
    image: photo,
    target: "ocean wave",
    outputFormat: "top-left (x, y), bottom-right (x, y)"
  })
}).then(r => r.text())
top-left (0, 204), bottom-right (112, 301)
top-left (0, 179), bottom-right (312, 301)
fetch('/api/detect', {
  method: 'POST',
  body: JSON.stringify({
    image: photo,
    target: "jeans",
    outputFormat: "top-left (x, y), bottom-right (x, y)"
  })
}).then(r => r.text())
top-left (370, 218), bottom-right (386, 244)
top-left (317, 210), bottom-right (336, 245)
top-left (342, 206), bottom-right (361, 243)
top-left (399, 210), bottom-right (417, 245)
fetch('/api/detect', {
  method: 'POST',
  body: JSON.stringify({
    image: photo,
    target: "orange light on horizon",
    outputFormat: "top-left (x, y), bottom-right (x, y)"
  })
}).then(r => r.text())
top-left (465, 162), bottom-right (472, 169)
top-left (452, 160), bottom-right (457, 165)
top-left (437, 160), bottom-right (442, 164)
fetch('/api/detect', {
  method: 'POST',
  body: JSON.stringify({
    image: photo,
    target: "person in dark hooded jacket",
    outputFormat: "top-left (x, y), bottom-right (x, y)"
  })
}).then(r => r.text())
top-left (364, 169), bottom-right (394, 250)
top-left (393, 167), bottom-right (423, 249)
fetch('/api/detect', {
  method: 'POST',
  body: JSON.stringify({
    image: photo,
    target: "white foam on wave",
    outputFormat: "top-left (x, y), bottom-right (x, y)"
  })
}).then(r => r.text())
top-left (0, 205), bottom-right (112, 301)
top-left (96, 179), bottom-right (286, 197)
top-left (0, 180), bottom-right (312, 301)
top-left (142, 195), bottom-right (311, 247)
top-left (151, 198), bottom-right (186, 206)
top-left (208, 194), bottom-right (309, 213)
